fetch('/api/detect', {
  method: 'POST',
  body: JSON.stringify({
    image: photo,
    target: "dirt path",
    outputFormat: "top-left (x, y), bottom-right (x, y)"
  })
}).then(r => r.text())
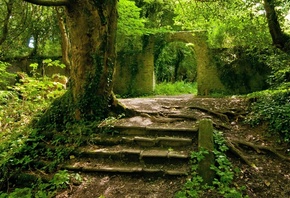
top-left (57, 95), bottom-right (290, 198)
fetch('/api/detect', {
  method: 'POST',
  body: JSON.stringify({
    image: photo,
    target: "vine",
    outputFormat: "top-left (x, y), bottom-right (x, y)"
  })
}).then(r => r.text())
top-left (175, 131), bottom-right (248, 198)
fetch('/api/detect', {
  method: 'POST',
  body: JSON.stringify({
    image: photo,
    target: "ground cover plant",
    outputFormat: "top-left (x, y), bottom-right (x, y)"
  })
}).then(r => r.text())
top-left (154, 82), bottom-right (198, 96)
top-left (176, 131), bottom-right (247, 198)
top-left (0, 61), bottom-right (69, 196)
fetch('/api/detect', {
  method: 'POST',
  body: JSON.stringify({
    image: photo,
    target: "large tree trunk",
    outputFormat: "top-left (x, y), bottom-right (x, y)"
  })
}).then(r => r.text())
top-left (65, 0), bottom-right (117, 121)
top-left (56, 7), bottom-right (71, 74)
top-left (23, 0), bottom-right (118, 128)
top-left (263, 0), bottom-right (290, 52)
top-left (0, 0), bottom-right (13, 45)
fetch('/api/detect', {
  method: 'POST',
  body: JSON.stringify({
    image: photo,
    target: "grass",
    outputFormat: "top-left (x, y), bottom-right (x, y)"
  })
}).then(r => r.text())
top-left (154, 81), bottom-right (197, 96)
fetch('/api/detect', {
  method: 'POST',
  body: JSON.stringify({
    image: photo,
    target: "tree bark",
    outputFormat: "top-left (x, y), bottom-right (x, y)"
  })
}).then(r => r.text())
top-left (23, 0), bottom-right (68, 6)
top-left (263, 0), bottom-right (290, 52)
top-left (23, 0), bottom-right (118, 123)
top-left (65, 0), bottom-right (117, 121)
top-left (56, 7), bottom-right (71, 74)
top-left (0, 0), bottom-right (13, 45)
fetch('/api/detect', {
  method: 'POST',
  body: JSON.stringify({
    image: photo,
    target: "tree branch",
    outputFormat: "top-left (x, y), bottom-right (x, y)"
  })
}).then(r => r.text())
top-left (263, 0), bottom-right (290, 51)
top-left (23, 0), bottom-right (69, 6)
top-left (0, 0), bottom-right (13, 45)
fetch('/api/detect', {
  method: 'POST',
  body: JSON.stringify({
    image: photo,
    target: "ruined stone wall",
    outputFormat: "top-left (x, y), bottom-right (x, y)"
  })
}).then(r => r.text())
top-left (166, 31), bottom-right (225, 96)
top-left (134, 36), bottom-right (155, 94)
top-left (114, 31), bottom-right (228, 96)
top-left (114, 35), bottom-right (155, 96)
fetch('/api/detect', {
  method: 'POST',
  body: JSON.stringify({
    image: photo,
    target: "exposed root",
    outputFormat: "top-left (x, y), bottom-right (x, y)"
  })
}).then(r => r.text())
top-left (231, 138), bottom-right (290, 162)
top-left (213, 122), bottom-right (231, 130)
top-left (138, 112), bottom-right (198, 121)
top-left (225, 138), bottom-right (257, 168)
top-left (189, 105), bottom-right (229, 122)
top-left (110, 93), bottom-right (140, 117)
top-left (225, 137), bottom-right (290, 169)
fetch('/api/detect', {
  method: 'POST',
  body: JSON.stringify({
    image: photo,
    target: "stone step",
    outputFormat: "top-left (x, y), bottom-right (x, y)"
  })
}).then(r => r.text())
top-left (62, 158), bottom-right (189, 176)
top-left (110, 125), bottom-right (198, 138)
top-left (91, 135), bottom-right (194, 147)
top-left (59, 116), bottom-right (198, 177)
top-left (73, 147), bottom-right (191, 163)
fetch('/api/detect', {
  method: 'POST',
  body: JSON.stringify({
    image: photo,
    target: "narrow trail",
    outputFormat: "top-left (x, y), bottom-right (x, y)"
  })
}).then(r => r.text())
top-left (56, 95), bottom-right (290, 198)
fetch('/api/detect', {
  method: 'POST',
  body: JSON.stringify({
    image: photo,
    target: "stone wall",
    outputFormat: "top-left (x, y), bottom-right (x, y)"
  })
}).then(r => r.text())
top-left (114, 31), bottom-right (226, 96)
top-left (114, 35), bottom-right (155, 96)
top-left (165, 31), bottom-right (225, 95)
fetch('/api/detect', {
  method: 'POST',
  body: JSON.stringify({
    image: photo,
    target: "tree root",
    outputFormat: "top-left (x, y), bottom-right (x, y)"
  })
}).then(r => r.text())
top-left (225, 138), bottom-right (257, 168)
top-left (189, 105), bottom-right (229, 122)
top-left (225, 137), bottom-right (290, 168)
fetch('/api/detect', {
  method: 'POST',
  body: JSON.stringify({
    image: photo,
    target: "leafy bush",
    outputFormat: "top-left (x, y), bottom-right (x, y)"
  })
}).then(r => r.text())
top-left (246, 90), bottom-right (290, 142)
top-left (176, 131), bottom-right (247, 198)
top-left (0, 61), bottom-right (16, 90)
top-left (263, 48), bottom-right (290, 88)
top-left (0, 73), bottom-right (66, 192)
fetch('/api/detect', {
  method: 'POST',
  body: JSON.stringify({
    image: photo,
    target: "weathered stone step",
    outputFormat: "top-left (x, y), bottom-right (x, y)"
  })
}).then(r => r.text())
top-left (62, 159), bottom-right (189, 176)
top-left (111, 125), bottom-right (198, 138)
top-left (73, 147), bottom-right (191, 162)
top-left (92, 135), bottom-right (194, 147)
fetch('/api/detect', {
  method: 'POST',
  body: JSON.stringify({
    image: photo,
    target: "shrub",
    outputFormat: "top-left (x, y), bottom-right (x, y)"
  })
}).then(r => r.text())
top-left (246, 90), bottom-right (290, 142)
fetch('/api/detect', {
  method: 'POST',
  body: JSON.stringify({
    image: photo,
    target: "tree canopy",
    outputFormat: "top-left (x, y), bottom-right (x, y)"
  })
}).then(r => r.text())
top-left (0, 0), bottom-right (289, 123)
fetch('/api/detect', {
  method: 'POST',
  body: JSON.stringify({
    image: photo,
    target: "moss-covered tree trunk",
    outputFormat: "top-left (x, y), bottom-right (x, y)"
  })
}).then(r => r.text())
top-left (65, 0), bottom-right (117, 121)
top-left (263, 0), bottom-right (290, 52)
top-left (23, 0), bottom-right (118, 124)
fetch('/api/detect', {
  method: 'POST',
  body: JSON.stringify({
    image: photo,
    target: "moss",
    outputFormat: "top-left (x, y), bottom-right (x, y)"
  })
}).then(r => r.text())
top-left (33, 90), bottom-right (75, 131)
top-left (214, 47), bottom-right (271, 94)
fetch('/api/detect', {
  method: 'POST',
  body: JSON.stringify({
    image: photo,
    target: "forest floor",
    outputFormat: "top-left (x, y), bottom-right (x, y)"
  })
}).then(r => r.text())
top-left (56, 95), bottom-right (290, 198)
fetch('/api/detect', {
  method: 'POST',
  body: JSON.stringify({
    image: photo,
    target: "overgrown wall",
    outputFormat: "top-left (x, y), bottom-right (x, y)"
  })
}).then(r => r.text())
top-left (166, 31), bottom-right (225, 95)
top-left (213, 47), bottom-right (271, 94)
top-left (114, 35), bottom-right (155, 96)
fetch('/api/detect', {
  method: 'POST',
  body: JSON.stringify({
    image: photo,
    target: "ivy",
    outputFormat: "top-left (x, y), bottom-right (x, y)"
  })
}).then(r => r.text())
top-left (175, 131), bottom-right (247, 198)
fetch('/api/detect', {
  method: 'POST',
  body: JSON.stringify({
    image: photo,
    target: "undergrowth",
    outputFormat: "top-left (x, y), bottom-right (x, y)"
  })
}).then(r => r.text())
top-left (176, 131), bottom-right (248, 198)
top-left (153, 81), bottom-right (197, 96)
top-left (246, 89), bottom-right (290, 142)
top-left (0, 67), bottom-right (125, 196)
top-left (0, 63), bottom-right (72, 196)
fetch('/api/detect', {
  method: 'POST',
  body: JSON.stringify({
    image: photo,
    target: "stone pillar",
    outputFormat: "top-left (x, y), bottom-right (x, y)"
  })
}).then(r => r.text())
top-left (113, 35), bottom-right (155, 96)
top-left (134, 35), bottom-right (155, 94)
top-left (198, 119), bottom-right (215, 185)
top-left (165, 31), bottom-right (225, 96)
top-left (193, 32), bottom-right (225, 96)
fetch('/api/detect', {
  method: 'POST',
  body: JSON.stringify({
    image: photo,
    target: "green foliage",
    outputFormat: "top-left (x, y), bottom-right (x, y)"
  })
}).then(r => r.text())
top-left (0, 72), bottom-right (67, 191)
top-left (0, 3), bottom-right (60, 58)
top-left (262, 48), bottom-right (290, 88)
top-left (50, 170), bottom-right (70, 189)
top-left (118, 0), bottom-right (146, 36)
top-left (173, 0), bottom-right (271, 48)
top-left (42, 59), bottom-right (65, 69)
top-left (246, 90), bottom-right (290, 142)
top-left (155, 42), bottom-right (197, 83)
top-left (0, 170), bottom-right (75, 198)
top-left (176, 131), bottom-right (247, 198)
top-left (98, 114), bottom-right (124, 135)
top-left (0, 61), bottom-right (16, 90)
top-left (11, 76), bottom-right (65, 101)
top-left (0, 188), bottom-right (32, 198)
top-left (214, 47), bottom-right (271, 95)
top-left (154, 81), bottom-right (197, 96)
top-left (244, 47), bottom-right (290, 143)
top-left (136, 0), bottom-right (177, 30)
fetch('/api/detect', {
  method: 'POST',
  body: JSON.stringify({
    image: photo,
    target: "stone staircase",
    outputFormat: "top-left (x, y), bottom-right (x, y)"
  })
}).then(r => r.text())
top-left (61, 95), bottom-right (240, 177)
top-left (63, 125), bottom-right (198, 176)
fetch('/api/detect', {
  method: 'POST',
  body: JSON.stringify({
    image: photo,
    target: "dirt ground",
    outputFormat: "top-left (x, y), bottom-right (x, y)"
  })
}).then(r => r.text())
top-left (56, 95), bottom-right (290, 198)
